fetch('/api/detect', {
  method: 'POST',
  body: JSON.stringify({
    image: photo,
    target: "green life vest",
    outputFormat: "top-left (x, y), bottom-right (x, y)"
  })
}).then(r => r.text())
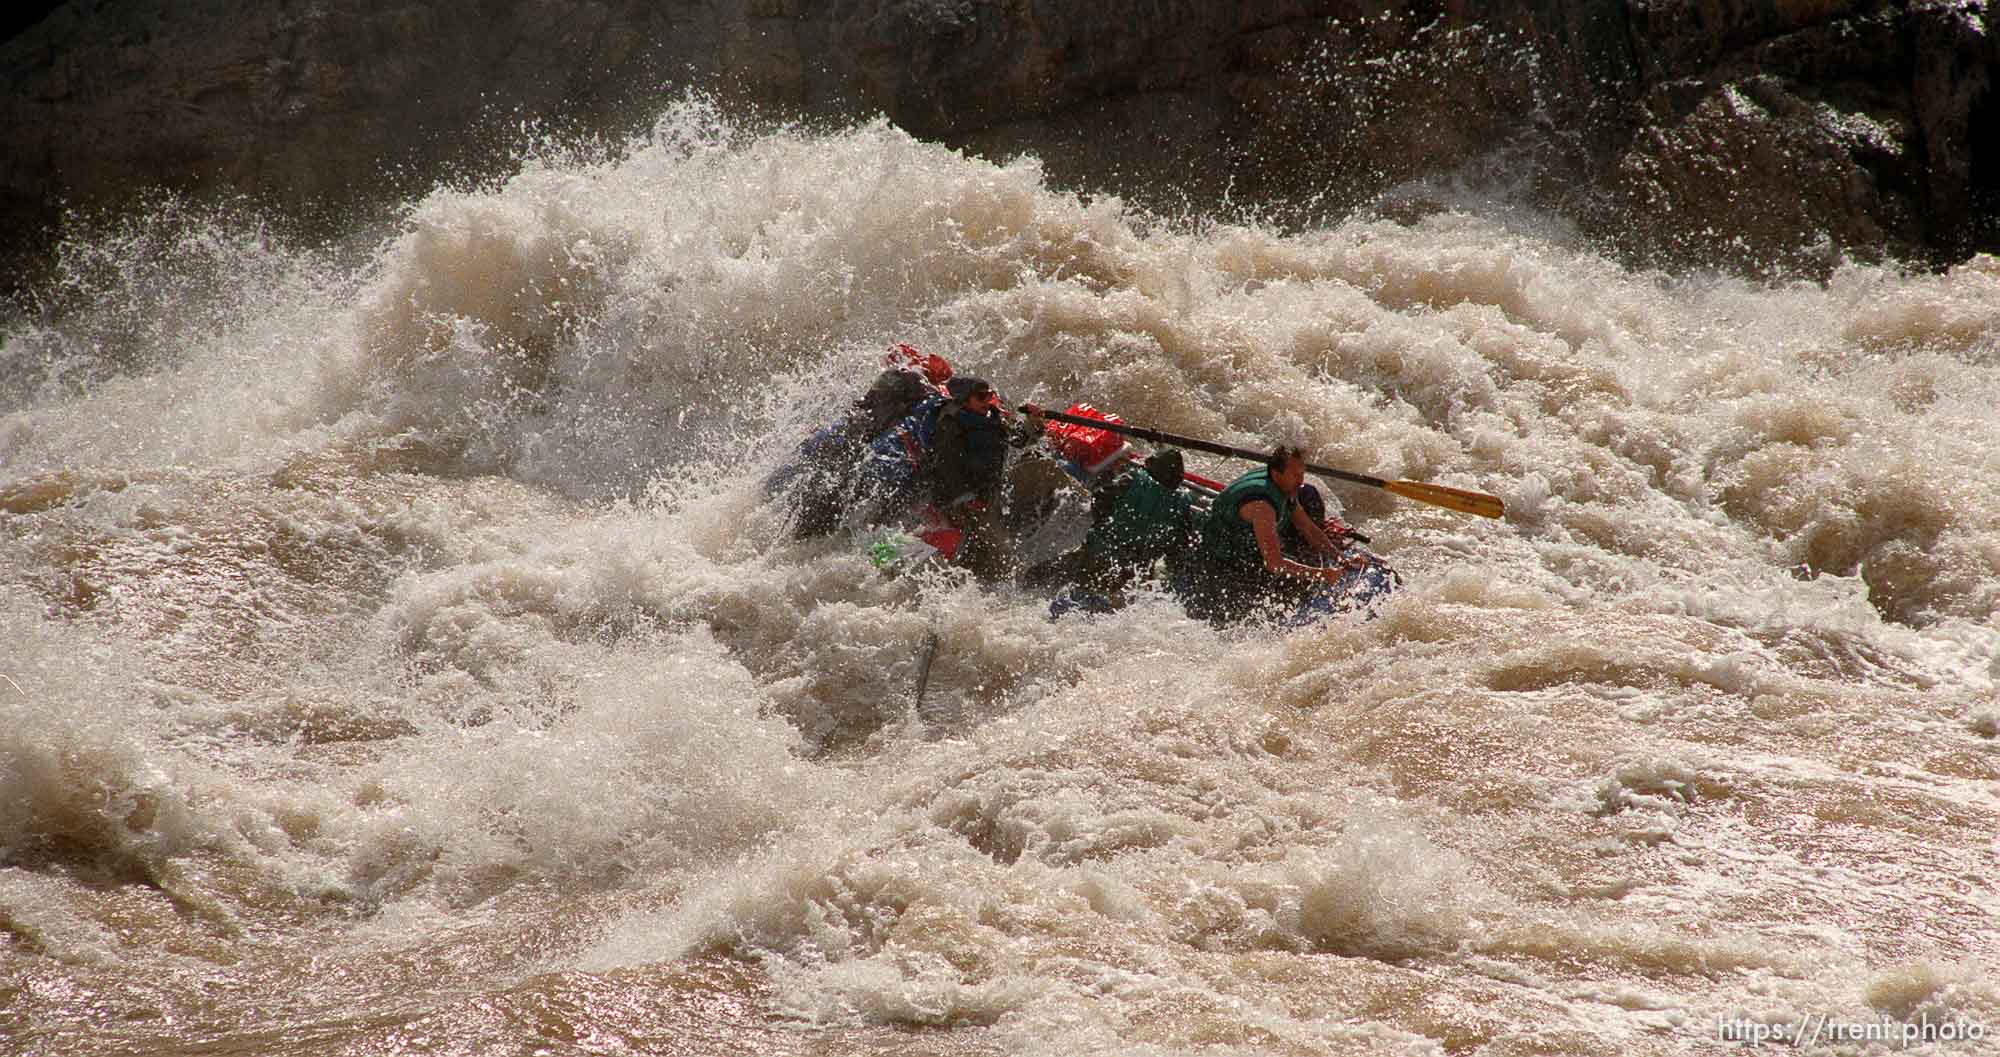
top-left (1084, 468), bottom-right (1193, 565)
top-left (1196, 467), bottom-right (1292, 574)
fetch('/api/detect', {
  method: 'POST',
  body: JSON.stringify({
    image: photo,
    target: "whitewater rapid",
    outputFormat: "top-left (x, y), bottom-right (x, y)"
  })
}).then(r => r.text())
top-left (4, 103), bottom-right (1997, 1056)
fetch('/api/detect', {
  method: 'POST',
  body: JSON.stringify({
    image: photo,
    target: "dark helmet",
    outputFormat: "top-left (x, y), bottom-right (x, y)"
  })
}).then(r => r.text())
top-left (1142, 448), bottom-right (1185, 490)
top-left (856, 369), bottom-right (931, 432)
top-left (1295, 482), bottom-right (1326, 522)
top-left (946, 376), bottom-right (994, 403)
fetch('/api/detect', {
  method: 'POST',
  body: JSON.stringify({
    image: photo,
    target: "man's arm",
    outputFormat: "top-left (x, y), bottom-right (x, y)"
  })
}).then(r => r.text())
top-left (1088, 471), bottom-right (1128, 523)
top-left (1006, 402), bottom-right (1048, 447)
top-left (1244, 501), bottom-right (1355, 583)
top-left (1288, 501), bottom-right (1345, 558)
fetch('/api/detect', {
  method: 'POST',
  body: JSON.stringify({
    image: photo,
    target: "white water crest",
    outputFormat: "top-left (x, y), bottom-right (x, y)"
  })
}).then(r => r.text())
top-left (4, 101), bottom-right (1998, 1056)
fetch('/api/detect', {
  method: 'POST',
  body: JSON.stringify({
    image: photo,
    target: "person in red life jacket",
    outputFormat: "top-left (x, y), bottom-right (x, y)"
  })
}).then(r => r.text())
top-left (767, 344), bottom-right (953, 538)
top-left (920, 376), bottom-right (1051, 579)
top-left (1174, 446), bottom-right (1373, 625)
top-left (1022, 448), bottom-right (1197, 605)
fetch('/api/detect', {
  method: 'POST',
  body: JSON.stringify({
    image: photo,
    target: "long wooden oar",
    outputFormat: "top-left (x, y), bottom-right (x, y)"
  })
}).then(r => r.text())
top-left (1037, 408), bottom-right (1505, 519)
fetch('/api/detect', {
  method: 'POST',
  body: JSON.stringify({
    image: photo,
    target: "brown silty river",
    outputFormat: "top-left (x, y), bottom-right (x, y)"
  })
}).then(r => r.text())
top-left (4, 109), bottom-right (1997, 1055)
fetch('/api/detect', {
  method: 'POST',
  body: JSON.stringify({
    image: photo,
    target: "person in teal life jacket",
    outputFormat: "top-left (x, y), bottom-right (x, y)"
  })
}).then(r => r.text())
top-left (921, 376), bottom-right (1051, 579)
top-left (1175, 446), bottom-right (1372, 625)
top-left (1023, 448), bottom-right (1196, 603)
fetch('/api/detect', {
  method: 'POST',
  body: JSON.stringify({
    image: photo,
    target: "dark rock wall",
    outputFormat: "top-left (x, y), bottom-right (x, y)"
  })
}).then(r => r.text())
top-left (2, 0), bottom-right (1993, 287)
top-left (1595, 0), bottom-right (1998, 273)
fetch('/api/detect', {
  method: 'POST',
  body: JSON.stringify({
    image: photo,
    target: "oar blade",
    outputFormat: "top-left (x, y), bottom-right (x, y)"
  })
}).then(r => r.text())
top-left (913, 630), bottom-right (941, 710)
top-left (1383, 479), bottom-right (1506, 519)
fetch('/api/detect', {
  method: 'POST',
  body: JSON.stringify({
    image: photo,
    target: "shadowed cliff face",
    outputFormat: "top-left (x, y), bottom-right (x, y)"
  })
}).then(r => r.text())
top-left (1, 0), bottom-right (1994, 288)
top-left (1597, 0), bottom-right (1999, 274)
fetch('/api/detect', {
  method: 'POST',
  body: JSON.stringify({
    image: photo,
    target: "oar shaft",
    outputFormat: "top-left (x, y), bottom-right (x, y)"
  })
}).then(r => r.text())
top-left (1041, 409), bottom-right (1385, 485)
top-left (1038, 408), bottom-right (1502, 519)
